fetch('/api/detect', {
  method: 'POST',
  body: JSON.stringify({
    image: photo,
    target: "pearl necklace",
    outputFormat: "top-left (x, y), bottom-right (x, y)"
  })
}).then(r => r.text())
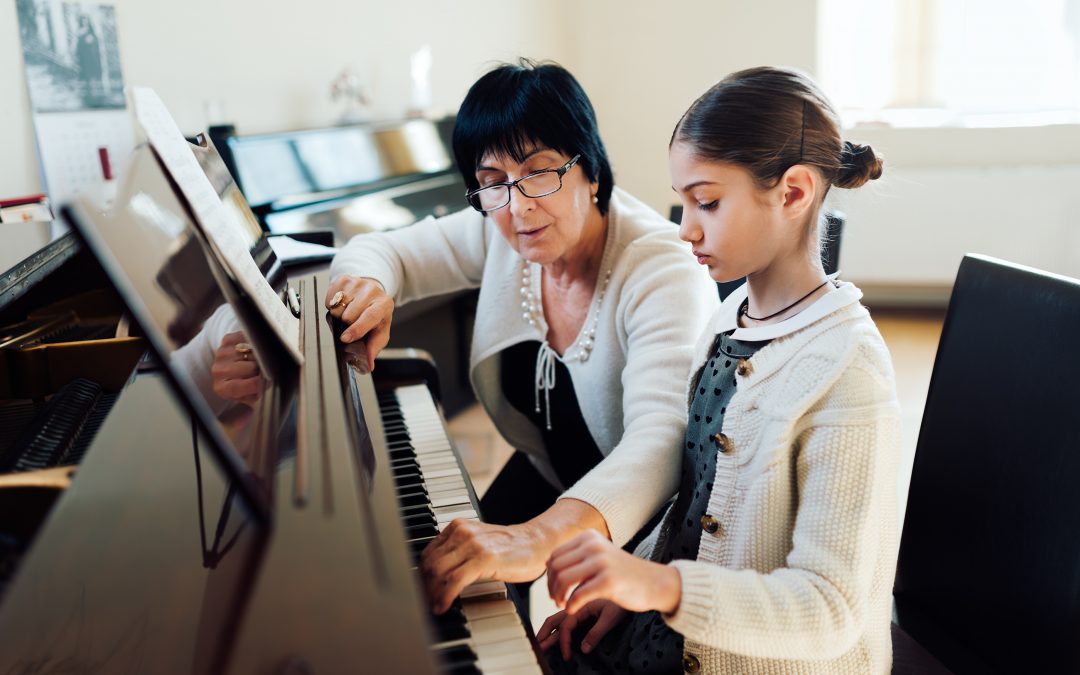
top-left (520, 260), bottom-right (611, 362)
top-left (521, 259), bottom-right (612, 430)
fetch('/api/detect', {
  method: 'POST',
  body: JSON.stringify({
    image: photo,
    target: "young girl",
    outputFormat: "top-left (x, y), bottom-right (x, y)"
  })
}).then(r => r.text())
top-left (536, 66), bottom-right (901, 674)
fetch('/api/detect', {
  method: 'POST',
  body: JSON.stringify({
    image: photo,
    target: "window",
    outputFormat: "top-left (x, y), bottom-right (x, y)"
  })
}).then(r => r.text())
top-left (817, 0), bottom-right (1080, 127)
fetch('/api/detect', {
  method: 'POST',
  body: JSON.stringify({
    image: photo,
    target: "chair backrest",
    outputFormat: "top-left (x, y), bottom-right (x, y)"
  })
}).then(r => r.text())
top-left (667, 207), bottom-right (844, 301)
top-left (894, 254), bottom-right (1080, 673)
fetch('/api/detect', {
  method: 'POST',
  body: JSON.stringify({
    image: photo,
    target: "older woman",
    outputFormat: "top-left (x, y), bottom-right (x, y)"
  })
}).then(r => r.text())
top-left (326, 60), bottom-right (718, 613)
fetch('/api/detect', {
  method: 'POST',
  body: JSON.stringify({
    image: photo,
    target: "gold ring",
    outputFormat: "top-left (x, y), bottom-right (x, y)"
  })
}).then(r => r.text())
top-left (329, 291), bottom-right (346, 310)
top-left (235, 342), bottom-right (253, 361)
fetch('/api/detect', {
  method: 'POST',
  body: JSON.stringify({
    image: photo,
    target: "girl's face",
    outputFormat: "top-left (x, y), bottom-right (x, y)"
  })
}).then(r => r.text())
top-left (476, 147), bottom-right (598, 265)
top-left (669, 141), bottom-right (788, 283)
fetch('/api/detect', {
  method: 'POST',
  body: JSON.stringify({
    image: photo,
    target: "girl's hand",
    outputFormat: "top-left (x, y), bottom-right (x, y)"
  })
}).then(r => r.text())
top-left (537, 599), bottom-right (627, 661)
top-left (546, 530), bottom-right (682, 616)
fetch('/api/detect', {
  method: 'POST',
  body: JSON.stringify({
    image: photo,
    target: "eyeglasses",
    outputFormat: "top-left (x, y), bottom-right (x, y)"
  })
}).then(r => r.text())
top-left (465, 154), bottom-right (581, 214)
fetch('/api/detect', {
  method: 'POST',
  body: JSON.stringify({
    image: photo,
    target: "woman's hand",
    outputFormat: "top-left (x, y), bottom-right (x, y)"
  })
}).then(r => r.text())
top-left (210, 331), bottom-right (264, 406)
top-left (419, 520), bottom-right (550, 615)
top-left (537, 599), bottom-right (627, 661)
top-left (546, 530), bottom-right (682, 616)
top-left (324, 275), bottom-right (394, 369)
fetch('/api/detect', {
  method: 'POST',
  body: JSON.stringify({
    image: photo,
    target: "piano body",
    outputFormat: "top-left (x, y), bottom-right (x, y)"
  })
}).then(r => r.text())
top-left (0, 128), bottom-right (546, 673)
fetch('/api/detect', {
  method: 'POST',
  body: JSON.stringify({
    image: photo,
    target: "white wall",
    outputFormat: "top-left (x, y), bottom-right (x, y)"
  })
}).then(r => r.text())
top-left (561, 1), bottom-right (819, 218)
top-left (0, 0), bottom-right (570, 269)
top-left (3, 0), bottom-right (1079, 292)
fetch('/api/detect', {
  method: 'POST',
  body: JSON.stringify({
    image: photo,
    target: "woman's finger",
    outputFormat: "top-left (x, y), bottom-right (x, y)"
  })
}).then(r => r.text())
top-left (219, 331), bottom-right (246, 347)
top-left (341, 297), bottom-right (390, 343)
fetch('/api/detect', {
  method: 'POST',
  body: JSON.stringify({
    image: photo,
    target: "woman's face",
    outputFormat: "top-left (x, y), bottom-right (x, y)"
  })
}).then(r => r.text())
top-left (669, 141), bottom-right (787, 283)
top-left (476, 146), bottom-right (597, 265)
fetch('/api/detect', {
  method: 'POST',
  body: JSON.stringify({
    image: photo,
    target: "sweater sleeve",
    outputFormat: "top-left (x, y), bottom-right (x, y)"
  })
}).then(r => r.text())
top-left (663, 353), bottom-right (901, 659)
top-left (328, 207), bottom-right (490, 304)
top-left (560, 238), bottom-right (719, 547)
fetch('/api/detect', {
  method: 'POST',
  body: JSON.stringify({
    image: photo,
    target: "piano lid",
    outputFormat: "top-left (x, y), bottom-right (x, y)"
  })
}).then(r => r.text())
top-left (61, 145), bottom-right (302, 523)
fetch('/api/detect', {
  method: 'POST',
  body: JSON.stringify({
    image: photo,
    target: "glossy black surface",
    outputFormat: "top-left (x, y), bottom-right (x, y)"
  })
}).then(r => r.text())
top-left (63, 146), bottom-right (294, 520)
top-left (894, 254), bottom-right (1080, 673)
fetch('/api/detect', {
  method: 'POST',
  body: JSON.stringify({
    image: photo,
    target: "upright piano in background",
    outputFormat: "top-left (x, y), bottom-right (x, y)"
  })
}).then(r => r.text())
top-left (0, 124), bottom-right (546, 673)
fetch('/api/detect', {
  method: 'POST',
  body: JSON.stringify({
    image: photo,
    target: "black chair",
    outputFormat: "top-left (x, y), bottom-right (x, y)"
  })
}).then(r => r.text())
top-left (668, 206), bottom-right (844, 301)
top-left (892, 254), bottom-right (1080, 673)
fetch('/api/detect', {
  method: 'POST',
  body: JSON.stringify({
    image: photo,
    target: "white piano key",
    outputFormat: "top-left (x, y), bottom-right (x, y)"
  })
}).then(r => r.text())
top-left (475, 637), bottom-right (542, 670)
top-left (467, 613), bottom-right (529, 645)
top-left (461, 598), bottom-right (519, 622)
top-left (460, 580), bottom-right (507, 600)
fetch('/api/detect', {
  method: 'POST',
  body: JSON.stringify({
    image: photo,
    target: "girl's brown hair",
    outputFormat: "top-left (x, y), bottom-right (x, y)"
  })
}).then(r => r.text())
top-left (671, 66), bottom-right (883, 194)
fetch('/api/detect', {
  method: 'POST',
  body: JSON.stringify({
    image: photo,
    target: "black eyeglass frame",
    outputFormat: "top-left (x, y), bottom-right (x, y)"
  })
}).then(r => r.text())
top-left (465, 154), bottom-right (581, 214)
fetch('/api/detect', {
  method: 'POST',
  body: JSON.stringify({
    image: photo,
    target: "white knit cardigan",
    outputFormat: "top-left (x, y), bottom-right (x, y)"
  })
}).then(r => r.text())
top-left (635, 281), bottom-right (901, 674)
top-left (329, 187), bottom-right (719, 545)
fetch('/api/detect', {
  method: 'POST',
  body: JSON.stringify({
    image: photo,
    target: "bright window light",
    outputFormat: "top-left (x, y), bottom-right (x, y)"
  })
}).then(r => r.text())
top-left (817, 0), bottom-right (1080, 128)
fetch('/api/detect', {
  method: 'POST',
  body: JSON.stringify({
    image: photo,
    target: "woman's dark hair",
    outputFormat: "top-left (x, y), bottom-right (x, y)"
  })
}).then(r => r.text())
top-left (452, 59), bottom-right (614, 214)
top-left (671, 66), bottom-right (883, 193)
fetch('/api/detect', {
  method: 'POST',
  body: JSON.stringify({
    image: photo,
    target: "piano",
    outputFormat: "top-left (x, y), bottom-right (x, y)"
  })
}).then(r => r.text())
top-left (210, 117), bottom-right (478, 418)
top-left (0, 127), bottom-right (547, 673)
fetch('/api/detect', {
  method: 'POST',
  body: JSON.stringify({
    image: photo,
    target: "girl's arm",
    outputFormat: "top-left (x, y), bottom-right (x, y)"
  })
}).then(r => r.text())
top-left (548, 350), bottom-right (901, 661)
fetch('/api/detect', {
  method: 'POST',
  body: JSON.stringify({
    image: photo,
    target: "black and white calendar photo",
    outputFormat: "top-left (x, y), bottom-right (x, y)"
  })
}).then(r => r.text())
top-left (16, 0), bottom-right (125, 112)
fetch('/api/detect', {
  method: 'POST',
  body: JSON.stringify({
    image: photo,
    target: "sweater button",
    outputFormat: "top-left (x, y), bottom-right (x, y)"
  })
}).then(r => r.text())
top-left (736, 358), bottom-right (753, 377)
top-left (682, 653), bottom-right (701, 673)
top-left (712, 432), bottom-right (734, 454)
top-left (700, 514), bottom-right (720, 536)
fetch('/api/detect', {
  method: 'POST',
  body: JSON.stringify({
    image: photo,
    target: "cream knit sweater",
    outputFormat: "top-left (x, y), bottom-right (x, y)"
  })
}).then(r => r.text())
top-left (633, 281), bottom-right (901, 674)
top-left (330, 188), bottom-right (719, 545)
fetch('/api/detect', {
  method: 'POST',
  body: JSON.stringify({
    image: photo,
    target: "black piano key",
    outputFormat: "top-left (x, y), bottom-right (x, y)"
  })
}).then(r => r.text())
top-left (401, 504), bottom-right (435, 519)
top-left (391, 459), bottom-right (421, 474)
top-left (394, 471), bottom-right (424, 486)
top-left (405, 524), bottom-right (440, 540)
top-left (397, 491), bottom-right (430, 508)
top-left (398, 503), bottom-right (436, 518)
top-left (434, 644), bottom-right (480, 672)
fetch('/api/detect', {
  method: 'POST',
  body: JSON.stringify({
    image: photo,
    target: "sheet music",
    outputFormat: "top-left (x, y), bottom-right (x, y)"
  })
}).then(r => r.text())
top-left (131, 87), bottom-right (302, 364)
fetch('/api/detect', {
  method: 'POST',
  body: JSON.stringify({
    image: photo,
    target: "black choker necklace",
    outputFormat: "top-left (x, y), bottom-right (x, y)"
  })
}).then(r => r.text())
top-left (740, 279), bottom-right (831, 322)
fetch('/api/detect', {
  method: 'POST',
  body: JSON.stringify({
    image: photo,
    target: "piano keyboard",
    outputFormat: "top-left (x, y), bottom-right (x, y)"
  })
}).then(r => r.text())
top-left (378, 384), bottom-right (544, 675)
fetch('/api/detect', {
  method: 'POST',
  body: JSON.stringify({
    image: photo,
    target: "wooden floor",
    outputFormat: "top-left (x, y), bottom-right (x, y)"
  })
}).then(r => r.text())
top-left (445, 309), bottom-right (946, 630)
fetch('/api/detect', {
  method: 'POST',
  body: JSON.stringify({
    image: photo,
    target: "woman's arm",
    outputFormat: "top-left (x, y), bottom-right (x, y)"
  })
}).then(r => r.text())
top-left (327, 207), bottom-right (490, 365)
top-left (560, 238), bottom-right (719, 546)
top-left (329, 207), bottom-right (490, 305)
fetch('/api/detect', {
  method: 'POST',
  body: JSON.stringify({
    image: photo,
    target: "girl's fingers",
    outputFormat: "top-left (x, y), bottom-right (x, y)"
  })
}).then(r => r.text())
top-left (536, 610), bottom-right (566, 651)
top-left (549, 558), bottom-right (602, 609)
top-left (564, 573), bottom-right (612, 616)
top-left (559, 611), bottom-right (583, 662)
top-left (581, 605), bottom-right (623, 655)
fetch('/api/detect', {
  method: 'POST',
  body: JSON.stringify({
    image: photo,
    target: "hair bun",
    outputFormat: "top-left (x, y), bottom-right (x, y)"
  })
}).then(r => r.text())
top-left (835, 141), bottom-right (883, 189)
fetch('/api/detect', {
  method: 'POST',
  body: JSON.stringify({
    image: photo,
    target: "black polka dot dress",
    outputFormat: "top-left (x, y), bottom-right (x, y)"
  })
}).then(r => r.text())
top-left (548, 331), bottom-right (769, 675)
